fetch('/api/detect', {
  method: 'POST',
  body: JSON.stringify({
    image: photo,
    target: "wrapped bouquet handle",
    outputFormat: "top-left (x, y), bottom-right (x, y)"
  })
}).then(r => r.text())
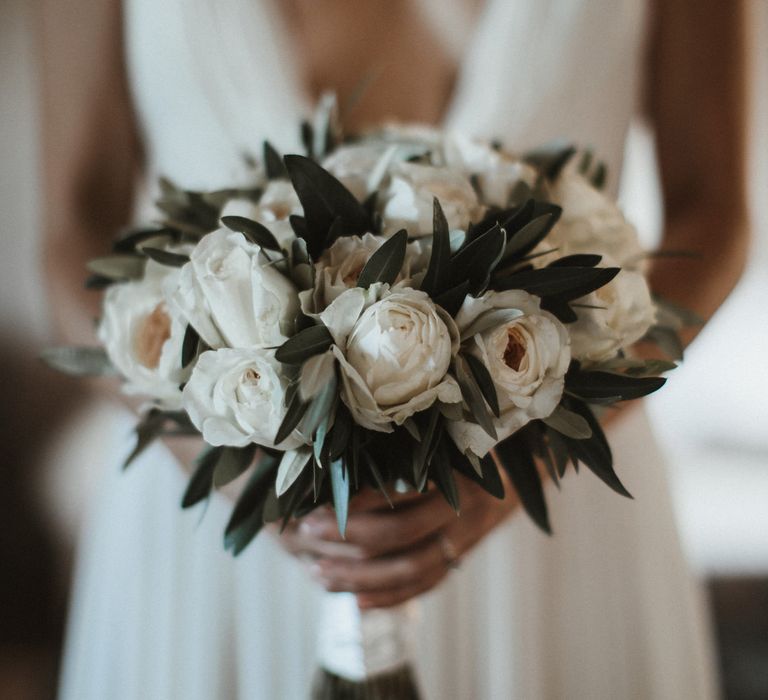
top-left (313, 591), bottom-right (421, 699)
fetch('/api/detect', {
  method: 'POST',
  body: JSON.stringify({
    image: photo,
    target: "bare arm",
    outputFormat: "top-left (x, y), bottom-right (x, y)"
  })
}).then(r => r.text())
top-left (39, 0), bottom-right (143, 345)
top-left (646, 0), bottom-right (750, 344)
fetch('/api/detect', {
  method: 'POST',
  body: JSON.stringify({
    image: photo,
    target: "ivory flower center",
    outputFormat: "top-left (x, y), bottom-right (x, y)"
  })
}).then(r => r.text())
top-left (135, 304), bottom-right (171, 369)
top-left (504, 327), bottom-right (527, 371)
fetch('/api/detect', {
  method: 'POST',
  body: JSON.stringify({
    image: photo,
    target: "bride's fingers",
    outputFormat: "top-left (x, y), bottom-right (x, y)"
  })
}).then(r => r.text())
top-left (301, 491), bottom-right (456, 556)
top-left (272, 522), bottom-right (368, 560)
top-left (311, 534), bottom-right (448, 593)
top-left (355, 567), bottom-right (450, 610)
top-left (347, 485), bottom-right (433, 513)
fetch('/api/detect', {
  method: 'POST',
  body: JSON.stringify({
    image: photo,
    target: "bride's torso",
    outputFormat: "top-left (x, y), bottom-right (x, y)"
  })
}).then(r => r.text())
top-left (123, 0), bottom-right (649, 194)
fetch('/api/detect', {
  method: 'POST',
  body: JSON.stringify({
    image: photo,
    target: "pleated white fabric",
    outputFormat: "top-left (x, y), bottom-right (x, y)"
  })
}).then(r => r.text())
top-left (59, 1), bottom-right (719, 698)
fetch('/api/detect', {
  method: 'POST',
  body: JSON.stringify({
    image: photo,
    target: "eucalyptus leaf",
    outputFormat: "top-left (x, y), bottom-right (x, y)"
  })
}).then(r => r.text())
top-left (420, 198), bottom-right (451, 295)
top-left (224, 451), bottom-right (281, 555)
top-left (330, 458), bottom-right (350, 537)
top-left (86, 255), bottom-right (145, 281)
top-left (302, 373), bottom-right (338, 436)
top-left (357, 229), bottom-right (407, 288)
top-left (274, 388), bottom-right (309, 446)
top-left (40, 346), bottom-right (116, 377)
top-left (566, 370), bottom-right (667, 401)
top-left (213, 444), bottom-right (257, 489)
top-left (495, 266), bottom-right (619, 300)
top-left (494, 432), bottom-right (551, 533)
top-left (523, 141), bottom-right (576, 180)
top-left (643, 325), bottom-right (684, 360)
top-left (328, 406), bottom-right (352, 461)
top-left (455, 355), bottom-right (497, 440)
top-left (181, 324), bottom-right (200, 368)
top-left (264, 141), bottom-right (288, 180)
top-left (181, 446), bottom-right (223, 508)
top-left (276, 447), bottom-right (313, 496)
top-left (542, 404), bottom-right (593, 439)
top-left (275, 325), bottom-right (334, 365)
top-left (141, 247), bottom-right (190, 267)
top-left (502, 212), bottom-right (560, 261)
top-left (464, 353), bottom-right (500, 418)
top-left (299, 351), bottom-right (336, 401)
top-left (221, 215), bottom-right (282, 251)
top-left (460, 308), bottom-right (523, 342)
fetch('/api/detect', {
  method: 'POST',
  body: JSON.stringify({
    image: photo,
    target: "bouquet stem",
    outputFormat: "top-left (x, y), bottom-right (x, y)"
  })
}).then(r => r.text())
top-left (312, 591), bottom-right (421, 699)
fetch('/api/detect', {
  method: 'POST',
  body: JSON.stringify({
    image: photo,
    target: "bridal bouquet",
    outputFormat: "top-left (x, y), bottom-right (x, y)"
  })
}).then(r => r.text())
top-left (44, 106), bottom-right (694, 697)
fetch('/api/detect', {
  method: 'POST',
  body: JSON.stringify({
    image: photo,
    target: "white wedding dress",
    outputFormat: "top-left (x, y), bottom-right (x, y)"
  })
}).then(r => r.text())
top-left (59, 1), bottom-right (718, 698)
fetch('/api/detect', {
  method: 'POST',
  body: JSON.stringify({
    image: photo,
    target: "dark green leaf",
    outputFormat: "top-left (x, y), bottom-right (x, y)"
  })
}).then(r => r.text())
top-left (142, 247), bottom-right (190, 267)
top-left (502, 211), bottom-right (560, 261)
top-left (221, 216), bottom-right (282, 251)
top-left (548, 254), bottom-right (602, 268)
top-left (524, 141), bottom-right (577, 180)
top-left (432, 440), bottom-right (461, 512)
top-left (451, 224), bottom-right (507, 295)
top-left (274, 387), bottom-right (309, 446)
top-left (113, 227), bottom-right (178, 253)
top-left (561, 397), bottom-right (631, 497)
top-left (263, 141), bottom-right (288, 179)
top-left (434, 280), bottom-right (470, 317)
top-left (357, 229), bottom-right (407, 288)
top-left (643, 325), bottom-right (684, 360)
top-left (40, 346), bottom-right (115, 377)
top-left (302, 373), bottom-right (338, 436)
top-left (420, 198), bottom-right (451, 295)
top-left (300, 121), bottom-right (314, 158)
top-left (566, 370), bottom-right (667, 401)
top-left (411, 406), bottom-right (440, 486)
top-left (463, 353), bottom-right (500, 417)
top-left (86, 255), bottom-right (145, 281)
top-left (542, 404), bottom-right (592, 439)
top-left (275, 324), bottom-right (334, 365)
top-left (123, 409), bottom-right (166, 469)
top-left (591, 162), bottom-right (607, 189)
top-left (181, 324), bottom-right (200, 368)
top-left (328, 406), bottom-right (352, 461)
top-left (455, 355), bottom-right (497, 440)
top-left (284, 154), bottom-right (369, 257)
top-left (494, 433), bottom-right (551, 533)
top-left (213, 444), bottom-right (257, 489)
top-left (181, 446), bottom-right (223, 508)
top-left (330, 458), bottom-right (350, 537)
top-left (224, 450), bottom-right (281, 555)
top-left (495, 266), bottom-right (619, 300)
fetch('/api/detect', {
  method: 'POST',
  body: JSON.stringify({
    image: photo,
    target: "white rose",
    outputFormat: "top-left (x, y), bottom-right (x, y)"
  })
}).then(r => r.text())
top-left (182, 347), bottom-right (304, 449)
top-left (569, 262), bottom-right (657, 362)
top-left (448, 290), bottom-right (571, 457)
top-left (322, 142), bottom-right (393, 201)
top-left (539, 167), bottom-right (645, 267)
top-left (443, 133), bottom-right (538, 208)
top-left (221, 179), bottom-right (301, 249)
top-left (302, 233), bottom-right (431, 312)
top-left (98, 258), bottom-right (189, 408)
top-left (168, 228), bottom-right (299, 350)
top-left (322, 287), bottom-right (461, 431)
top-left (381, 162), bottom-right (481, 237)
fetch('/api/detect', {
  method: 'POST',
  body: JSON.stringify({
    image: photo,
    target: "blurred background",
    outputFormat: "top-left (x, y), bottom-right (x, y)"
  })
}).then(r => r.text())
top-left (1, 2), bottom-right (766, 698)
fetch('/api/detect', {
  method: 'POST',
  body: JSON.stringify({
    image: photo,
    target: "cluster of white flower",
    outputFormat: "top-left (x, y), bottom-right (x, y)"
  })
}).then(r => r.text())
top-left (98, 126), bottom-right (657, 475)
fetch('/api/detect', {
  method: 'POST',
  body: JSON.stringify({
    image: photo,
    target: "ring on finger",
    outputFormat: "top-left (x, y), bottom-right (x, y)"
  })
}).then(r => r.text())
top-left (438, 533), bottom-right (461, 570)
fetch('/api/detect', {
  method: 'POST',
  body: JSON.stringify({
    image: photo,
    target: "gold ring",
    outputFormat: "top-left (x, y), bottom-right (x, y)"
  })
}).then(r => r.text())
top-left (438, 533), bottom-right (461, 570)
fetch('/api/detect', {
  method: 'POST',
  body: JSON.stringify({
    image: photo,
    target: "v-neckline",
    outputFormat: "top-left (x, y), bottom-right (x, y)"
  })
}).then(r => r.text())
top-left (267, 0), bottom-right (487, 131)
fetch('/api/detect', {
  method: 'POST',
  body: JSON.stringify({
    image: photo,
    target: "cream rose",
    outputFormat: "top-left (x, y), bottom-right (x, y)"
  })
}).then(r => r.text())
top-left (98, 258), bottom-right (189, 408)
top-left (537, 167), bottom-right (645, 268)
top-left (381, 162), bottom-right (481, 237)
top-left (569, 262), bottom-right (657, 362)
top-left (321, 142), bottom-right (393, 201)
top-left (448, 290), bottom-right (571, 457)
top-left (182, 347), bottom-right (304, 449)
top-left (443, 133), bottom-right (538, 208)
top-left (302, 233), bottom-right (431, 312)
top-left (321, 287), bottom-right (461, 431)
top-left (168, 228), bottom-right (299, 350)
top-left (221, 179), bottom-right (301, 249)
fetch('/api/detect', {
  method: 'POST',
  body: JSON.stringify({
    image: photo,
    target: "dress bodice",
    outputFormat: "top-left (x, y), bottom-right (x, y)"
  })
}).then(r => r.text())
top-left (123, 0), bottom-right (648, 193)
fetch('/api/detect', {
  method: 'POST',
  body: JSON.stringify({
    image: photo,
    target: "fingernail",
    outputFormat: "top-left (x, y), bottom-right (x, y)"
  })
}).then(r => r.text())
top-left (356, 595), bottom-right (373, 609)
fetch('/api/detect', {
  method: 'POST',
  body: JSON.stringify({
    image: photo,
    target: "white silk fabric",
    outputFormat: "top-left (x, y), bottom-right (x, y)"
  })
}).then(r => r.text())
top-left (59, 1), bottom-right (718, 698)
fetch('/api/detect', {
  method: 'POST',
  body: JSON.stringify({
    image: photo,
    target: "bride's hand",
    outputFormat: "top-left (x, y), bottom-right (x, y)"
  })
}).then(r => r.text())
top-left (274, 471), bottom-right (518, 609)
